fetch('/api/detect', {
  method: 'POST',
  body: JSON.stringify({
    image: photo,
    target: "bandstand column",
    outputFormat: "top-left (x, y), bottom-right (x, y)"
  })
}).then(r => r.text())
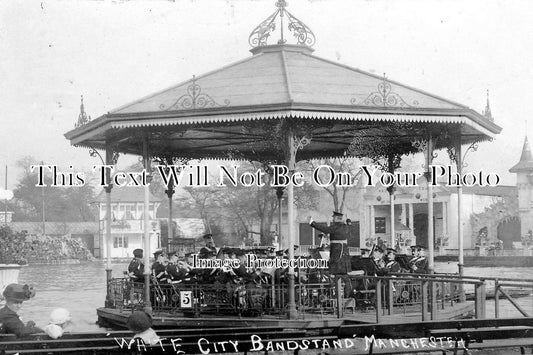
top-left (370, 205), bottom-right (375, 241)
top-left (166, 180), bottom-right (175, 252)
top-left (389, 187), bottom-right (395, 248)
top-left (104, 147), bottom-right (114, 307)
top-left (409, 203), bottom-right (414, 243)
top-left (426, 134), bottom-right (435, 273)
top-left (142, 138), bottom-right (152, 314)
top-left (455, 137), bottom-right (465, 301)
top-left (285, 133), bottom-right (297, 319)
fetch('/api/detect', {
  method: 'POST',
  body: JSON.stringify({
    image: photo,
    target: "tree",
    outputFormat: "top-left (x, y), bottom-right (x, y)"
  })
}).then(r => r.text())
top-left (12, 156), bottom-right (96, 222)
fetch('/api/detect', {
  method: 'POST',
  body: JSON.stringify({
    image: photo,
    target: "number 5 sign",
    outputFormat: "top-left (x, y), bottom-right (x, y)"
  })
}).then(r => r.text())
top-left (180, 291), bottom-right (193, 308)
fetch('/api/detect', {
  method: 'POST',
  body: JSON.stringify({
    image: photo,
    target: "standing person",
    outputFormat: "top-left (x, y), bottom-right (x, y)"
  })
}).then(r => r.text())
top-left (308, 211), bottom-right (352, 275)
top-left (128, 249), bottom-right (145, 283)
top-left (0, 284), bottom-right (43, 337)
top-left (44, 308), bottom-right (71, 339)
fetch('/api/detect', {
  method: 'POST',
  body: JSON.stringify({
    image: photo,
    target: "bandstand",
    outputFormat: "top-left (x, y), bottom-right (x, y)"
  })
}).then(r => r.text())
top-left (64, 1), bottom-right (501, 322)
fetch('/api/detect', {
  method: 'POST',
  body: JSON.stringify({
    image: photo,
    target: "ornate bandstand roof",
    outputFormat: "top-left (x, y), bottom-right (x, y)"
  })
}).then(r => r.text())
top-left (65, 1), bottom-right (501, 162)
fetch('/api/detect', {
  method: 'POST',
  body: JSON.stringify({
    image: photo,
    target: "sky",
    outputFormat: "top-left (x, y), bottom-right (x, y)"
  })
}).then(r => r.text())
top-left (1, 0), bottom-right (532, 189)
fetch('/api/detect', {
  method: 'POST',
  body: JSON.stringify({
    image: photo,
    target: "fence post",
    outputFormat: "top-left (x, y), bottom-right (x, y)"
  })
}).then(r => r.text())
top-left (421, 279), bottom-right (428, 321)
top-left (337, 277), bottom-right (343, 319)
top-left (388, 278), bottom-right (394, 315)
top-left (494, 279), bottom-right (499, 318)
top-left (430, 280), bottom-right (437, 320)
top-left (376, 279), bottom-right (382, 323)
top-left (475, 281), bottom-right (486, 319)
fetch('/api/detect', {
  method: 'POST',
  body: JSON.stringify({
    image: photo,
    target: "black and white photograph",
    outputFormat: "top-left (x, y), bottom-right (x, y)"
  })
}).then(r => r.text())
top-left (0, 0), bottom-right (532, 353)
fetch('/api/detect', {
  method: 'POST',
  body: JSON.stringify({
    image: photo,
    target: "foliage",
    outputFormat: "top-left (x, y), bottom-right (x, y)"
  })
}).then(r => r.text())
top-left (12, 156), bottom-right (96, 222)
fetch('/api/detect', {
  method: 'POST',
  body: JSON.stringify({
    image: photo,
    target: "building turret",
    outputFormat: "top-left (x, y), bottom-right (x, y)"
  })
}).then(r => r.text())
top-left (509, 136), bottom-right (533, 240)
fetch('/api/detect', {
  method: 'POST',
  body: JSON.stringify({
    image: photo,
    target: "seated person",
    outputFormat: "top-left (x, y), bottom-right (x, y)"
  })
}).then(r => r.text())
top-left (151, 250), bottom-right (168, 284)
top-left (409, 245), bottom-right (429, 274)
top-left (166, 252), bottom-right (187, 283)
top-left (384, 248), bottom-right (402, 273)
top-left (0, 284), bottom-right (43, 337)
top-left (126, 311), bottom-right (160, 346)
top-left (372, 246), bottom-right (387, 275)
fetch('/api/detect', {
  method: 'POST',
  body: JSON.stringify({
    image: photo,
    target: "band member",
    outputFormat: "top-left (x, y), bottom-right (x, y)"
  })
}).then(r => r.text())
top-left (308, 211), bottom-right (352, 275)
top-left (166, 252), bottom-right (186, 283)
top-left (202, 233), bottom-right (217, 254)
top-left (360, 248), bottom-right (370, 258)
top-left (0, 284), bottom-right (42, 337)
top-left (409, 245), bottom-right (429, 274)
top-left (128, 248), bottom-right (145, 282)
top-left (152, 250), bottom-right (168, 284)
top-left (385, 248), bottom-right (401, 273)
top-left (373, 246), bottom-right (386, 270)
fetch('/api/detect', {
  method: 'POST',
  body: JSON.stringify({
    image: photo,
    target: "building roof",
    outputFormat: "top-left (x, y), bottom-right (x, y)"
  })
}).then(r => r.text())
top-left (509, 136), bottom-right (533, 173)
top-left (461, 185), bottom-right (517, 197)
top-left (93, 186), bottom-right (162, 203)
top-left (112, 44), bottom-right (469, 114)
top-left (9, 221), bottom-right (99, 235)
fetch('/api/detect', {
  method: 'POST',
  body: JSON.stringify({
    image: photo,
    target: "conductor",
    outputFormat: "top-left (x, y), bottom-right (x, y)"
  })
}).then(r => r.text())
top-left (308, 211), bottom-right (352, 275)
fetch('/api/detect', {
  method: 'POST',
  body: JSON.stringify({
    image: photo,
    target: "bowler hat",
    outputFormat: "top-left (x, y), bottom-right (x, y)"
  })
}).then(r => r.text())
top-left (126, 311), bottom-right (152, 333)
top-left (3, 284), bottom-right (35, 302)
top-left (133, 249), bottom-right (143, 258)
top-left (332, 211), bottom-right (343, 217)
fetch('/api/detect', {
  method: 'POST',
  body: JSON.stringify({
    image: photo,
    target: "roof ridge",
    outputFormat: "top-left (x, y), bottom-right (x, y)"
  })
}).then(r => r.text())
top-left (280, 49), bottom-right (293, 103)
top-left (300, 51), bottom-right (471, 111)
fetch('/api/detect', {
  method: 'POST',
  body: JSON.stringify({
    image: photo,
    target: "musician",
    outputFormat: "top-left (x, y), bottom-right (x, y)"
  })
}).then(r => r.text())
top-left (409, 245), bottom-right (429, 274)
top-left (128, 248), bottom-right (145, 282)
top-left (372, 246), bottom-right (386, 275)
top-left (151, 250), bottom-right (168, 284)
top-left (308, 211), bottom-right (352, 275)
top-left (384, 248), bottom-right (401, 273)
top-left (166, 252), bottom-right (187, 283)
top-left (202, 233), bottom-right (217, 254)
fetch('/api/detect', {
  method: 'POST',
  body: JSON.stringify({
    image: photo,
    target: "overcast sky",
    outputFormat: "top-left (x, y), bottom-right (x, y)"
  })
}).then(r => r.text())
top-left (1, 0), bottom-right (532, 189)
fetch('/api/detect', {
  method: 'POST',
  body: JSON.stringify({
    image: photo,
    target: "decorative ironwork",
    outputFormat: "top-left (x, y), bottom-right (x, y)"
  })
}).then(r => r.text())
top-left (159, 76), bottom-right (229, 111)
top-left (88, 147), bottom-right (119, 166)
top-left (248, 0), bottom-right (315, 48)
top-left (354, 75), bottom-right (419, 108)
top-left (294, 136), bottom-right (311, 150)
top-left (75, 95), bottom-right (91, 127)
top-left (462, 141), bottom-right (479, 169)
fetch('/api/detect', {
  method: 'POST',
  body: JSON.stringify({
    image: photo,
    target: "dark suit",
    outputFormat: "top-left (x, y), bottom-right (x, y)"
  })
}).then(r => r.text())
top-left (127, 258), bottom-right (144, 282)
top-left (152, 262), bottom-right (168, 284)
top-left (385, 260), bottom-right (401, 273)
top-left (0, 306), bottom-right (43, 337)
top-left (310, 221), bottom-right (352, 274)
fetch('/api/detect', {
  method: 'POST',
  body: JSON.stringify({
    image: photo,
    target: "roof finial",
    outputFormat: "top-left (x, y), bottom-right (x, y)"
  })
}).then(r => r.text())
top-left (483, 89), bottom-right (493, 121)
top-left (249, 1), bottom-right (315, 48)
top-left (75, 95), bottom-right (91, 128)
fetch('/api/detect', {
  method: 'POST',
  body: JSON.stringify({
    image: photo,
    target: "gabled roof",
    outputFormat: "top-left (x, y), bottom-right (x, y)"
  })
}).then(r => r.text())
top-left (509, 136), bottom-right (533, 173)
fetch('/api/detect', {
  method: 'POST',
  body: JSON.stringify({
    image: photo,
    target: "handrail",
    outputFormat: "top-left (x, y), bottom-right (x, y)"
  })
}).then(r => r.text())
top-left (391, 272), bottom-right (533, 284)
top-left (350, 274), bottom-right (484, 285)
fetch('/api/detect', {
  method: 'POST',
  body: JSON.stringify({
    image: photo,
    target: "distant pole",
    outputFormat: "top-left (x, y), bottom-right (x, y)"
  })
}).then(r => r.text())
top-left (4, 165), bottom-right (7, 224)
top-left (41, 161), bottom-right (45, 235)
